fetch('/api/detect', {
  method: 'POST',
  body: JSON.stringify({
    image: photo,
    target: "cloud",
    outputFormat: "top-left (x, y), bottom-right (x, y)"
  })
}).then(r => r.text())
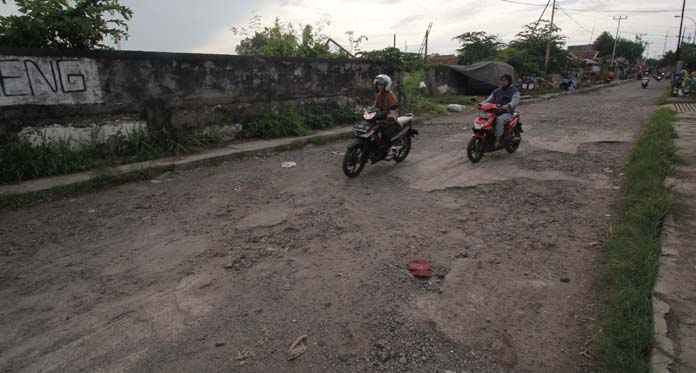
top-left (0, 0), bottom-right (688, 57)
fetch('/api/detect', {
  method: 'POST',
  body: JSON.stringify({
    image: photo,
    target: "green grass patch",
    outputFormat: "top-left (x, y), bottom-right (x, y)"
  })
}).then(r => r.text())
top-left (402, 70), bottom-right (448, 118)
top-left (594, 108), bottom-right (676, 372)
top-left (0, 129), bottom-right (355, 211)
top-left (657, 87), bottom-right (672, 105)
top-left (0, 126), bottom-right (226, 185)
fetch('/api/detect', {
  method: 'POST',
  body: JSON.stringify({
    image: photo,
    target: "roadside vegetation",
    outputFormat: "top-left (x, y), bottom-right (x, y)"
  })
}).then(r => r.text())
top-left (594, 108), bottom-right (676, 372)
top-left (0, 126), bottom-right (226, 184)
top-left (657, 87), bottom-right (672, 105)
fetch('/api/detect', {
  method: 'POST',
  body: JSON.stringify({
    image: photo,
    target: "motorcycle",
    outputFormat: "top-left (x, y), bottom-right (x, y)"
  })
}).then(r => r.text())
top-left (342, 107), bottom-right (418, 178)
top-left (466, 103), bottom-right (523, 163)
top-left (641, 76), bottom-right (650, 89)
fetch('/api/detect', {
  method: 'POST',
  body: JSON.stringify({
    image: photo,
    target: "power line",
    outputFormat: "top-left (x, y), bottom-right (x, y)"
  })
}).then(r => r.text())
top-left (500, 0), bottom-right (691, 14)
top-left (501, 0), bottom-right (546, 6)
top-left (562, 7), bottom-right (690, 14)
top-left (557, 6), bottom-right (593, 33)
top-left (533, 0), bottom-right (552, 30)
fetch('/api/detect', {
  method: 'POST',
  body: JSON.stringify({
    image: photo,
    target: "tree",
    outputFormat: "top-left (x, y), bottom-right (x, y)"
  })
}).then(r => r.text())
top-left (0, 0), bottom-right (133, 49)
top-left (232, 16), bottom-right (334, 58)
top-left (592, 31), bottom-right (645, 64)
top-left (356, 47), bottom-right (403, 64)
top-left (592, 31), bottom-right (614, 57)
top-left (497, 20), bottom-right (567, 75)
top-left (452, 31), bottom-right (501, 65)
top-left (660, 50), bottom-right (676, 67)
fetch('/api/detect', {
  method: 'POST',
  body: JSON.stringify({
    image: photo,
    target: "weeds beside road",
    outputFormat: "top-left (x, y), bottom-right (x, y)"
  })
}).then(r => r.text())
top-left (594, 108), bottom-right (676, 372)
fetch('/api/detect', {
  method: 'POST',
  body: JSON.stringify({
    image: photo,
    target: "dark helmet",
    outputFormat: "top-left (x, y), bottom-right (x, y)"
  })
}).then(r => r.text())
top-left (499, 74), bottom-right (513, 84)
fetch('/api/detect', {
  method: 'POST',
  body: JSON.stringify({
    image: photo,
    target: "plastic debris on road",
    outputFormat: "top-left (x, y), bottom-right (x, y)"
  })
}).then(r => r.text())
top-left (447, 104), bottom-right (465, 112)
top-left (281, 162), bottom-right (297, 168)
top-left (407, 258), bottom-right (433, 278)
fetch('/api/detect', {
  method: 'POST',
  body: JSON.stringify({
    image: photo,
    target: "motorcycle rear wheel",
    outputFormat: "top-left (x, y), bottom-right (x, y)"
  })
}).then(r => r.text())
top-left (393, 137), bottom-right (412, 163)
top-left (342, 146), bottom-right (366, 178)
top-left (505, 130), bottom-right (521, 154)
top-left (467, 138), bottom-right (484, 163)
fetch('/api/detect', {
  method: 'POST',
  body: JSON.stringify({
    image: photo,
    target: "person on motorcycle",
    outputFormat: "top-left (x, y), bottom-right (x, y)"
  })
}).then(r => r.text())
top-left (481, 74), bottom-right (521, 147)
top-left (373, 74), bottom-right (400, 159)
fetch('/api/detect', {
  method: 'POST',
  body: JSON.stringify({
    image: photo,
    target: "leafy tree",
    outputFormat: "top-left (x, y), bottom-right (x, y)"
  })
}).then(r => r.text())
top-left (453, 31), bottom-right (501, 65)
top-left (0, 0), bottom-right (132, 49)
top-left (232, 16), bottom-right (334, 58)
top-left (660, 50), bottom-right (676, 67)
top-left (592, 31), bottom-right (645, 63)
top-left (497, 20), bottom-right (567, 74)
top-left (344, 30), bottom-right (368, 55)
top-left (357, 47), bottom-right (403, 64)
top-left (592, 31), bottom-right (614, 57)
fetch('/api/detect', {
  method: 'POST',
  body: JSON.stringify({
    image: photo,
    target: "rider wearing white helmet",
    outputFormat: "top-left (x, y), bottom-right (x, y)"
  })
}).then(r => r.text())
top-left (373, 74), bottom-right (400, 159)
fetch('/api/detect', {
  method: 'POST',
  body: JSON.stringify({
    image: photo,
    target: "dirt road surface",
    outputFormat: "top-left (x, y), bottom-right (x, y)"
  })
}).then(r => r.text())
top-left (0, 81), bottom-right (665, 372)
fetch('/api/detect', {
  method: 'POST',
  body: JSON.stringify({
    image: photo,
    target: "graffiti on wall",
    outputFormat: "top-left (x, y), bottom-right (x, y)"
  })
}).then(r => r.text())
top-left (0, 56), bottom-right (102, 106)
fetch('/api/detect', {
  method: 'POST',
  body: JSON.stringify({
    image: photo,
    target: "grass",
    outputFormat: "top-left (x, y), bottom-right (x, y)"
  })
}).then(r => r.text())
top-left (657, 87), bottom-right (672, 105)
top-left (0, 126), bottom-right (225, 185)
top-left (0, 128), bottom-right (356, 211)
top-left (1, 106), bottom-right (358, 185)
top-left (594, 108), bottom-right (677, 372)
top-left (402, 70), bottom-right (449, 118)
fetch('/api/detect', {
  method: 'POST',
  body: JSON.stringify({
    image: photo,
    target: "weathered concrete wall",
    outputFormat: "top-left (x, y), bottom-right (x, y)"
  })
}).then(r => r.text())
top-left (0, 48), bottom-right (402, 136)
top-left (425, 66), bottom-right (467, 97)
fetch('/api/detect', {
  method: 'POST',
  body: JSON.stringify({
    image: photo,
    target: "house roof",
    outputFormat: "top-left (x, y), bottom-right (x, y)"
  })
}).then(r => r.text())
top-left (569, 50), bottom-right (600, 60)
top-left (429, 54), bottom-right (457, 64)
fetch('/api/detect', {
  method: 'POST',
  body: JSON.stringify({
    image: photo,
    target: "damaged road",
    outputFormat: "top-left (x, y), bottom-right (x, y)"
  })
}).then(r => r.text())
top-left (0, 81), bottom-right (666, 372)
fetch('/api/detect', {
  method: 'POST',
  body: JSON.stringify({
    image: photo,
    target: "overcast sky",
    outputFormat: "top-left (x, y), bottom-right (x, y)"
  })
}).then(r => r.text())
top-left (1, 0), bottom-right (692, 59)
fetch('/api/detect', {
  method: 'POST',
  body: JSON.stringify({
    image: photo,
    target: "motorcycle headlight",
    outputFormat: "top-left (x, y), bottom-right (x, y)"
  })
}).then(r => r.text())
top-left (474, 123), bottom-right (484, 130)
top-left (364, 112), bottom-right (376, 120)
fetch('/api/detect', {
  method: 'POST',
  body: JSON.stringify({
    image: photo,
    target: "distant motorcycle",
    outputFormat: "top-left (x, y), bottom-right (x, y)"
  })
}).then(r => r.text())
top-left (641, 76), bottom-right (650, 89)
top-left (342, 107), bottom-right (418, 178)
top-left (466, 103), bottom-right (523, 163)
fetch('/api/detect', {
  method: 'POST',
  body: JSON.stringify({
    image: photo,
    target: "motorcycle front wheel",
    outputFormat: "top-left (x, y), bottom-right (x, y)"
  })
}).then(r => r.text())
top-left (342, 146), bottom-right (366, 178)
top-left (467, 137), bottom-right (484, 163)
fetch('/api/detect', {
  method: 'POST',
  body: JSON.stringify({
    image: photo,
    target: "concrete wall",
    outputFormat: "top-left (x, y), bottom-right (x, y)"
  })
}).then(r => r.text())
top-left (0, 48), bottom-right (402, 137)
top-left (425, 66), bottom-right (466, 97)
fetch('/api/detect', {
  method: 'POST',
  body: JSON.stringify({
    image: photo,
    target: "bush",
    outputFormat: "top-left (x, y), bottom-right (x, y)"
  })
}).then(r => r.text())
top-left (401, 70), bottom-right (448, 117)
top-left (0, 125), bottom-right (225, 184)
top-left (247, 110), bottom-right (312, 139)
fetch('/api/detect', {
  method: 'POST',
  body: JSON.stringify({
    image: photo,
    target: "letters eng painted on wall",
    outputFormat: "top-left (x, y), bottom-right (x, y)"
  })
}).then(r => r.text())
top-left (0, 56), bottom-right (102, 107)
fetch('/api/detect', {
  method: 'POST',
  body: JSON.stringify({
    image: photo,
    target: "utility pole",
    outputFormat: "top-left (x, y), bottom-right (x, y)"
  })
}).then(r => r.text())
top-left (418, 22), bottom-right (433, 63)
top-left (543, 0), bottom-right (556, 74)
top-left (588, 22), bottom-right (596, 47)
top-left (393, 34), bottom-right (396, 48)
top-left (663, 32), bottom-right (669, 57)
top-left (610, 16), bottom-right (628, 67)
top-left (676, 0), bottom-right (686, 63)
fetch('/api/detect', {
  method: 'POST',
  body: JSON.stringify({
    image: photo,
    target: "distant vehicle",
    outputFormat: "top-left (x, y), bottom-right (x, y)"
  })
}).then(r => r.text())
top-left (466, 103), bottom-right (523, 163)
top-left (342, 107), bottom-right (418, 178)
top-left (641, 76), bottom-right (650, 89)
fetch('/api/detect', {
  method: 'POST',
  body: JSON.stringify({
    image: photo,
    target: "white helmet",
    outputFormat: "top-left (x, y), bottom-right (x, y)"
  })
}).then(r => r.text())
top-left (374, 74), bottom-right (392, 91)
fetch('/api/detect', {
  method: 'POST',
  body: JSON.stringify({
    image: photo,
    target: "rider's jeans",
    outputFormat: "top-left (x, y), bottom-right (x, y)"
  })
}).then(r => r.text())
top-left (494, 113), bottom-right (513, 137)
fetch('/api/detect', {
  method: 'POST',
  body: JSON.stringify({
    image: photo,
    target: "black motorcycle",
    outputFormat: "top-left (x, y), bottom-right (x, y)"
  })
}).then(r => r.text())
top-left (641, 76), bottom-right (649, 89)
top-left (342, 107), bottom-right (418, 178)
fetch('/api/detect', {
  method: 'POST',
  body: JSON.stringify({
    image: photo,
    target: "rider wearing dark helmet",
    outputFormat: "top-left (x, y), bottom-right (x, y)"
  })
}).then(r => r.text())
top-left (481, 74), bottom-right (521, 147)
top-left (373, 74), bottom-right (400, 159)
